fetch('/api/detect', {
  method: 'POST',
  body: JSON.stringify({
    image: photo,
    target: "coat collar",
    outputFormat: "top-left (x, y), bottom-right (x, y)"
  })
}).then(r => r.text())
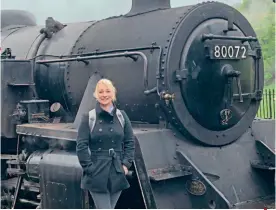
top-left (95, 101), bottom-right (116, 117)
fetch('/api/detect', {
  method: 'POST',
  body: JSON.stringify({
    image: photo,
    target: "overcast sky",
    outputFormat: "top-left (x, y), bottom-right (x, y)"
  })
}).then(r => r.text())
top-left (1, 0), bottom-right (242, 24)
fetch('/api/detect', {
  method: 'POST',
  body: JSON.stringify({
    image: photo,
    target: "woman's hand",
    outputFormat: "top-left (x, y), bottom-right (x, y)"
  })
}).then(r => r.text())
top-left (122, 165), bottom-right (128, 175)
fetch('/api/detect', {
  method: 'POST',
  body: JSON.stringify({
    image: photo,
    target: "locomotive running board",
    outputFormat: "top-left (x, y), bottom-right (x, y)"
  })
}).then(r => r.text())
top-left (176, 150), bottom-right (231, 209)
top-left (250, 140), bottom-right (275, 171)
top-left (133, 128), bottom-right (231, 209)
top-left (133, 137), bottom-right (157, 209)
top-left (133, 123), bottom-right (275, 209)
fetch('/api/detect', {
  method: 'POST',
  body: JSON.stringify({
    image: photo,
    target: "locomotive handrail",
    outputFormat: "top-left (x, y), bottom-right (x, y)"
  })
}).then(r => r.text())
top-left (36, 51), bottom-right (150, 92)
top-left (32, 45), bottom-right (163, 96)
top-left (202, 34), bottom-right (258, 42)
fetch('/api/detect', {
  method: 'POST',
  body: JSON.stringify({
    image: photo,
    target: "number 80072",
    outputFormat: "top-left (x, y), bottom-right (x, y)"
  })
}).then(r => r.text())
top-left (211, 45), bottom-right (248, 60)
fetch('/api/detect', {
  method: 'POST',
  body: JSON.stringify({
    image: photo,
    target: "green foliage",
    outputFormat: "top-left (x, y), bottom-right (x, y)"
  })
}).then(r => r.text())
top-left (236, 0), bottom-right (275, 89)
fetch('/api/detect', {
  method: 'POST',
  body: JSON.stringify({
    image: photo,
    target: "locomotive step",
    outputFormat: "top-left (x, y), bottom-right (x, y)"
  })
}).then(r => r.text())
top-left (148, 164), bottom-right (192, 181)
top-left (250, 160), bottom-right (275, 171)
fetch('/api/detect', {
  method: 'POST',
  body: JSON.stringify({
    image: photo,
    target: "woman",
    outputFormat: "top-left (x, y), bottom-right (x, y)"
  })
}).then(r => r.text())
top-left (76, 79), bottom-right (135, 209)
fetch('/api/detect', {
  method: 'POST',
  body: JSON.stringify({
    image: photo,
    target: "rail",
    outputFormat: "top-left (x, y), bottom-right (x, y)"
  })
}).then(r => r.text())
top-left (36, 51), bottom-right (154, 93)
top-left (35, 45), bottom-right (163, 96)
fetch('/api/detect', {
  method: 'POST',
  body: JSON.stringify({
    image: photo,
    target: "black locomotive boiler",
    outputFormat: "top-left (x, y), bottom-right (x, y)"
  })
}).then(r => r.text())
top-left (1, 0), bottom-right (275, 209)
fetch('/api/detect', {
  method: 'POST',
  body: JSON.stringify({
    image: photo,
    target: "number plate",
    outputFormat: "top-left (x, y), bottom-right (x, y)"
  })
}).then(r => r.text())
top-left (209, 44), bottom-right (248, 60)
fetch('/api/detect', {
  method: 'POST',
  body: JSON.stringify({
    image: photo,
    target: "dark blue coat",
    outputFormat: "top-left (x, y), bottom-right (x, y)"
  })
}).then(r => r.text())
top-left (76, 103), bottom-right (135, 194)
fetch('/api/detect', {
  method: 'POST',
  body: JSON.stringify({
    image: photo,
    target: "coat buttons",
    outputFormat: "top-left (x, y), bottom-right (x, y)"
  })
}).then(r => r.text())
top-left (98, 148), bottom-right (102, 151)
top-left (110, 128), bottom-right (113, 132)
top-left (99, 120), bottom-right (103, 124)
top-left (99, 139), bottom-right (102, 142)
top-left (99, 128), bottom-right (102, 132)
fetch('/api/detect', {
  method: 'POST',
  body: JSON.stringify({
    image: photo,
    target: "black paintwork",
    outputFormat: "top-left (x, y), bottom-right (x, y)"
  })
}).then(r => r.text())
top-left (166, 2), bottom-right (263, 146)
top-left (1, 10), bottom-right (36, 29)
top-left (1, 0), bottom-right (275, 209)
top-left (18, 119), bottom-right (274, 209)
top-left (1, 2), bottom-right (263, 146)
top-left (39, 150), bottom-right (85, 209)
top-left (1, 60), bottom-right (33, 139)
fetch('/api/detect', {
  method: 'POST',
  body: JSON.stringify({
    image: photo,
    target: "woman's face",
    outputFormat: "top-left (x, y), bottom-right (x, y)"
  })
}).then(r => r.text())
top-left (97, 83), bottom-right (113, 106)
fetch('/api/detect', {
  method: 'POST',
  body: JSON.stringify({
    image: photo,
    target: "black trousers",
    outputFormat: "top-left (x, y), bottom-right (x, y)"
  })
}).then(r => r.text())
top-left (89, 190), bottom-right (121, 209)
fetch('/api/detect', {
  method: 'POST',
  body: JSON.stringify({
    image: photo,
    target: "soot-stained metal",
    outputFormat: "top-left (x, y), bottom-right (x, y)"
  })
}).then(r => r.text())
top-left (0, 0), bottom-right (275, 209)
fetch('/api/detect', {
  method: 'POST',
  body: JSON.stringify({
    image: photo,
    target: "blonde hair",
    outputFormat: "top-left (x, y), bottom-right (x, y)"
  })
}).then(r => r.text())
top-left (93, 78), bottom-right (117, 101)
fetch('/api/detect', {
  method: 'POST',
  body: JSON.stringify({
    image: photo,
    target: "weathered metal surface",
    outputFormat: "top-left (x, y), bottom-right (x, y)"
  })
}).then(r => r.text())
top-left (14, 119), bottom-right (275, 208)
top-left (133, 128), bottom-right (194, 208)
top-left (66, 5), bottom-right (192, 119)
top-left (148, 164), bottom-right (192, 182)
top-left (176, 151), bottom-right (231, 209)
top-left (251, 119), bottom-right (275, 151)
top-left (39, 150), bottom-right (84, 209)
top-left (250, 119), bottom-right (275, 172)
top-left (251, 140), bottom-right (275, 170)
top-left (134, 119), bottom-right (274, 208)
top-left (232, 195), bottom-right (275, 209)
top-left (1, 1), bottom-right (274, 209)
top-left (1, 26), bottom-right (43, 59)
top-left (16, 123), bottom-right (77, 141)
top-left (11, 176), bottom-right (23, 209)
top-left (26, 151), bottom-right (45, 182)
top-left (73, 72), bottom-right (101, 128)
top-left (1, 10), bottom-right (36, 29)
top-left (20, 100), bottom-right (50, 123)
top-left (165, 2), bottom-right (263, 146)
top-left (1, 60), bottom-right (34, 138)
top-left (3, 2), bottom-right (265, 144)
top-left (1, 154), bottom-right (19, 160)
top-left (132, 137), bottom-right (157, 209)
top-left (34, 22), bottom-right (93, 110)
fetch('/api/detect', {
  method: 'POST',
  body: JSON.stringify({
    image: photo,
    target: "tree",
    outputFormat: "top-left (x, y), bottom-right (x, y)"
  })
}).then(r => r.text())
top-left (237, 0), bottom-right (275, 88)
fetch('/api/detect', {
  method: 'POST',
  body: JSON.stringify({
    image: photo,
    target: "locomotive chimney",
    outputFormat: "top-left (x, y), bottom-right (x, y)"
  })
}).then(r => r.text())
top-left (127, 0), bottom-right (171, 16)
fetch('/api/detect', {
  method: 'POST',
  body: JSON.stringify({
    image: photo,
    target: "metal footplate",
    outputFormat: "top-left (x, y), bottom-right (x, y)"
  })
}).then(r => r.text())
top-left (148, 164), bottom-right (192, 181)
top-left (251, 140), bottom-right (275, 171)
top-left (133, 138), bottom-right (157, 209)
top-left (176, 150), bottom-right (231, 209)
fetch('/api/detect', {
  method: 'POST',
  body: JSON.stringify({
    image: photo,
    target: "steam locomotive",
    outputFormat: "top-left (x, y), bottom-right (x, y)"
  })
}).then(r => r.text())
top-left (1, 0), bottom-right (275, 209)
